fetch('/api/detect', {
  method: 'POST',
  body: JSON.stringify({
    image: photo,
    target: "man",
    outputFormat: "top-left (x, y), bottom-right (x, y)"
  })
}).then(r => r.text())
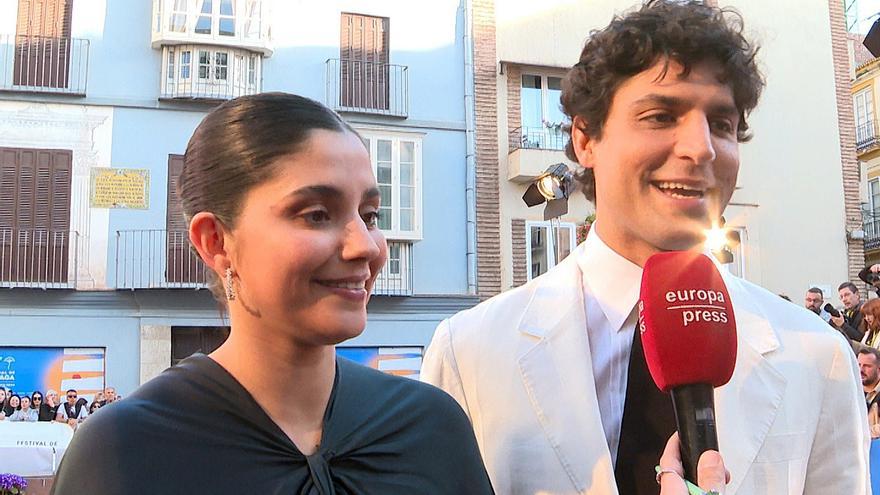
top-left (832, 282), bottom-right (865, 341)
top-left (858, 348), bottom-right (880, 439)
top-left (101, 386), bottom-right (119, 406)
top-left (56, 389), bottom-right (87, 426)
top-left (422, 1), bottom-right (869, 494)
top-left (804, 287), bottom-right (832, 324)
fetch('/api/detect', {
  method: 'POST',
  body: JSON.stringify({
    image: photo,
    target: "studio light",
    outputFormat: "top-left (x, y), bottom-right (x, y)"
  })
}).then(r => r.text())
top-left (522, 163), bottom-right (573, 220)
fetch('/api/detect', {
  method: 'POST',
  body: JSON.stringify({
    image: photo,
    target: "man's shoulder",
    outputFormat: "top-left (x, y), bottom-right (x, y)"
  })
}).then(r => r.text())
top-left (445, 275), bottom-right (549, 339)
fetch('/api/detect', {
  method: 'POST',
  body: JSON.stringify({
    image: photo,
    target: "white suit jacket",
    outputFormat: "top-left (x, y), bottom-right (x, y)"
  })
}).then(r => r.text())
top-left (422, 251), bottom-right (870, 494)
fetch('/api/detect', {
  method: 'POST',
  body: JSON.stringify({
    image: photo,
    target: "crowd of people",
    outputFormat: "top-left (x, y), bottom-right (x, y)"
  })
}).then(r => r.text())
top-left (798, 263), bottom-right (880, 441)
top-left (0, 386), bottom-right (119, 427)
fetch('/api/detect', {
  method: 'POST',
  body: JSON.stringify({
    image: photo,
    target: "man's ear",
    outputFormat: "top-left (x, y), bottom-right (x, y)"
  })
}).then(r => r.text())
top-left (189, 212), bottom-right (232, 272)
top-left (570, 115), bottom-right (597, 169)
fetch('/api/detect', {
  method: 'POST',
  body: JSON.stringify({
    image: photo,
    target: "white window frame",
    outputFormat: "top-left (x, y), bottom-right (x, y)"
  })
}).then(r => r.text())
top-left (157, 0), bottom-right (264, 42)
top-left (855, 87), bottom-right (875, 129)
top-left (520, 72), bottom-right (567, 150)
top-left (869, 178), bottom-right (880, 237)
top-left (358, 129), bottom-right (424, 241)
top-left (525, 221), bottom-right (576, 281)
top-left (161, 45), bottom-right (260, 99)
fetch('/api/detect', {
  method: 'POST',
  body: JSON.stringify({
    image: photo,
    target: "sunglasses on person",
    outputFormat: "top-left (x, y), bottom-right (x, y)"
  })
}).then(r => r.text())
top-left (67, 394), bottom-right (77, 399)
top-left (33, 396), bottom-right (42, 401)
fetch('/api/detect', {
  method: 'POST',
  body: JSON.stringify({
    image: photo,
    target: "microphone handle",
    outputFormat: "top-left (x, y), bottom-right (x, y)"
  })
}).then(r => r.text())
top-left (670, 383), bottom-right (718, 483)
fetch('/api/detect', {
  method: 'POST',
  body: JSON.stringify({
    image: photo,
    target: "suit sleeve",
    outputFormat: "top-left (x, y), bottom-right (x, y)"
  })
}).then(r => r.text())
top-left (803, 337), bottom-right (871, 494)
top-left (421, 319), bottom-right (473, 420)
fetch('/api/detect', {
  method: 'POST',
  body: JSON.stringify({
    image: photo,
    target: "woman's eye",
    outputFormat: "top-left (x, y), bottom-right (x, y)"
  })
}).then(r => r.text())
top-left (304, 210), bottom-right (331, 224)
top-left (363, 211), bottom-right (380, 227)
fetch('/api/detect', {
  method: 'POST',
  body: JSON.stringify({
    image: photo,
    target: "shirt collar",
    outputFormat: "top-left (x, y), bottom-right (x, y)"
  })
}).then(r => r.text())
top-left (575, 222), bottom-right (643, 333)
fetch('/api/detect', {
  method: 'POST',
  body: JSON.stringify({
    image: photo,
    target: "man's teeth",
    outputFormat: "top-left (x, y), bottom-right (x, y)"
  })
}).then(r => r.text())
top-left (655, 182), bottom-right (705, 198)
top-left (320, 281), bottom-right (365, 289)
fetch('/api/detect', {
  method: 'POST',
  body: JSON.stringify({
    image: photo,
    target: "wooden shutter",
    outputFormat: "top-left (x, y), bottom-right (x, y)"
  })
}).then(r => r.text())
top-left (0, 147), bottom-right (72, 283)
top-left (340, 13), bottom-right (389, 110)
top-left (165, 154), bottom-right (205, 285)
top-left (14, 0), bottom-right (73, 88)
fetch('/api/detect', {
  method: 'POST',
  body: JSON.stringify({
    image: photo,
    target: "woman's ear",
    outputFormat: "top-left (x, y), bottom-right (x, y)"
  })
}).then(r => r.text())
top-left (189, 212), bottom-right (232, 272)
top-left (570, 115), bottom-right (597, 169)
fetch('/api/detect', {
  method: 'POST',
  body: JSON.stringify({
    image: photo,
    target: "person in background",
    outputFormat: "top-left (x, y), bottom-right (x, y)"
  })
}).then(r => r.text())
top-left (39, 389), bottom-right (59, 422)
top-left (88, 400), bottom-right (102, 417)
top-left (860, 299), bottom-right (880, 350)
top-left (30, 391), bottom-right (44, 419)
top-left (805, 287), bottom-right (832, 324)
top-left (9, 396), bottom-right (38, 422)
top-left (56, 389), bottom-right (87, 426)
top-left (0, 388), bottom-right (7, 420)
top-left (5, 394), bottom-right (21, 417)
top-left (832, 282), bottom-right (865, 341)
top-left (858, 347), bottom-right (880, 439)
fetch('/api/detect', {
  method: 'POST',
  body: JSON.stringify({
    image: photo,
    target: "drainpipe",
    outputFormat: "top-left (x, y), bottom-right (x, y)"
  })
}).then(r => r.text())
top-left (463, 0), bottom-right (478, 295)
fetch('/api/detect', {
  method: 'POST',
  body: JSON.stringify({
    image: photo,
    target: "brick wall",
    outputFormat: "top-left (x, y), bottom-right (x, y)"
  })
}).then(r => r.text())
top-left (473, 0), bottom-right (502, 298)
top-left (506, 64), bottom-right (521, 151)
top-left (511, 218), bottom-right (527, 287)
top-left (829, 0), bottom-right (867, 290)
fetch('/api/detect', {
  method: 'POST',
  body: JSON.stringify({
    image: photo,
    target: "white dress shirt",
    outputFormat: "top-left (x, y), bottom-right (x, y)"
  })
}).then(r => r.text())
top-left (575, 224), bottom-right (643, 465)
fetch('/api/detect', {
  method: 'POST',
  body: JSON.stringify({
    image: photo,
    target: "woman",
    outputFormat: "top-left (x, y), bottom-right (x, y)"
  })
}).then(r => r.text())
top-left (52, 93), bottom-right (494, 494)
top-left (0, 388), bottom-right (7, 420)
top-left (861, 298), bottom-right (880, 349)
top-left (38, 390), bottom-right (58, 422)
top-left (9, 396), bottom-right (38, 422)
top-left (5, 394), bottom-right (20, 417)
top-left (88, 400), bottom-right (101, 416)
top-left (30, 391), bottom-right (43, 418)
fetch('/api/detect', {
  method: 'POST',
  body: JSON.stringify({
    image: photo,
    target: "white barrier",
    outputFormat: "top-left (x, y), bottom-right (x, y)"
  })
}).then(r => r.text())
top-left (0, 422), bottom-right (74, 475)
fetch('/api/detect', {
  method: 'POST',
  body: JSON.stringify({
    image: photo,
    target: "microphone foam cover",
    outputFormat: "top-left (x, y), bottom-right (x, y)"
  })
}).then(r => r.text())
top-left (638, 251), bottom-right (737, 392)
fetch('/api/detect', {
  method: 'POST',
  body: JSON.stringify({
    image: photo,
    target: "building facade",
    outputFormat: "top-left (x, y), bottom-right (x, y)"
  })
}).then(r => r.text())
top-left (473, 0), bottom-right (861, 305)
top-left (0, 0), bottom-right (477, 398)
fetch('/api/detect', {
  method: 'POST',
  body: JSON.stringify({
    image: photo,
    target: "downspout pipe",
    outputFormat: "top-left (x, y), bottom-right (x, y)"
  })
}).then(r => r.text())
top-left (463, 0), bottom-right (478, 295)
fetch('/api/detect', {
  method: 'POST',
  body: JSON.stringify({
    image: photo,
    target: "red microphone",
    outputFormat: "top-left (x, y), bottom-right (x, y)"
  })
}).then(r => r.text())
top-left (638, 251), bottom-right (737, 482)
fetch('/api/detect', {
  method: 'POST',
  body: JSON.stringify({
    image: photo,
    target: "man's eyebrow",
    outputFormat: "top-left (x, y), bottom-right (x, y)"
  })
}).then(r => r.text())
top-left (631, 94), bottom-right (739, 117)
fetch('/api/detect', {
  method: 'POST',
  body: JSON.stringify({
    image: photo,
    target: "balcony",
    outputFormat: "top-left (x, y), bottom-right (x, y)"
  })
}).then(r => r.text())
top-left (0, 35), bottom-right (89, 95)
top-left (0, 229), bottom-right (80, 289)
top-left (867, 221), bottom-right (880, 252)
top-left (159, 45), bottom-right (260, 101)
top-left (507, 126), bottom-right (569, 183)
top-left (151, 0), bottom-right (271, 55)
top-left (858, 120), bottom-right (880, 156)
top-left (115, 230), bottom-right (412, 295)
top-left (374, 241), bottom-right (412, 296)
top-left (326, 59), bottom-right (408, 118)
top-left (115, 229), bottom-right (208, 289)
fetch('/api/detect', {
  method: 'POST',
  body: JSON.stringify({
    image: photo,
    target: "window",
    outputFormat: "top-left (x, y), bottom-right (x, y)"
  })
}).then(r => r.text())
top-left (855, 88), bottom-right (876, 149)
top-left (180, 50), bottom-right (191, 79)
top-left (166, 155), bottom-right (207, 284)
top-left (170, 0), bottom-right (189, 32)
top-left (243, 0), bottom-right (261, 39)
top-left (340, 13), bottom-right (390, 111)
top-left (520, 74), bottom-right (567, 150)
top-left (868, 178), bottom-right (880, 238)
top-left (247, 55), bottom-right (256, 84)
top-left (166, 48), bottom-right (176, 80)
top-left (360, 131), bottom-right (422, 240)
top-left (13, 0), bottom-right (74, 89)
top-left (0, 147), bottom-right (73, 284)
top-left (526, 221), bottom-right (575, 280)
top-left (172, 326), bottom-right (230, 366)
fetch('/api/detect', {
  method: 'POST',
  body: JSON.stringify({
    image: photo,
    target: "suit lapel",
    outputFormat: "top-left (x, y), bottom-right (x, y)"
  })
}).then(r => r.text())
top-left (516, 255), bottom-right (618, 494)
top-left (715, 273), bottom-right (786, 494)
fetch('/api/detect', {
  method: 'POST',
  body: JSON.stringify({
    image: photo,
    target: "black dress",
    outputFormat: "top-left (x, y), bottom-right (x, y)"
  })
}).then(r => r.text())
top-left (51, 354), bottom-right (494, 494)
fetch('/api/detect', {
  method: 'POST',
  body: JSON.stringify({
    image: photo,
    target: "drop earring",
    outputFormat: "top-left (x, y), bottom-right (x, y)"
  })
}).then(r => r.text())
top-left (224, 267), bottom-right (236, 301)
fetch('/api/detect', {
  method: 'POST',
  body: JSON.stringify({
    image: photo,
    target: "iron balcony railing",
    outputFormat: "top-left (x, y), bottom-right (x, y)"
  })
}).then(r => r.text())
top-left (0, 34), bottom-right (89, 95)
top-left (857, 120), bottom-right (880, 154)
top-left (374, 241), bottom-right (413, 296)
top-left (0, 229), bottom-right (80, 289)
top-left (510, 126), bottom-right (567, 152)
top-left (866, 221), bottom-right (880, 251)
top-left (115, 229), bottom-right (208, 289)
top-left (326, 59), bottom-right (408, 117)
top-left (115, 230), bottom-right (413, 295)
top-left (160, 45), bottom-right (261, 101)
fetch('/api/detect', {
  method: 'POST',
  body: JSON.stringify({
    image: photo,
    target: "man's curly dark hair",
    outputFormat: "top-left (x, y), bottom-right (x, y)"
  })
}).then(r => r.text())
top-left (561, 0), bottom-right (764, 202)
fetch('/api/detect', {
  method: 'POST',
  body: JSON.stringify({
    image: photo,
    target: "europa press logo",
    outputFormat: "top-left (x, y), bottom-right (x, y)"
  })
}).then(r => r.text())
top-left (664, 288), bottom-right (729, 327)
